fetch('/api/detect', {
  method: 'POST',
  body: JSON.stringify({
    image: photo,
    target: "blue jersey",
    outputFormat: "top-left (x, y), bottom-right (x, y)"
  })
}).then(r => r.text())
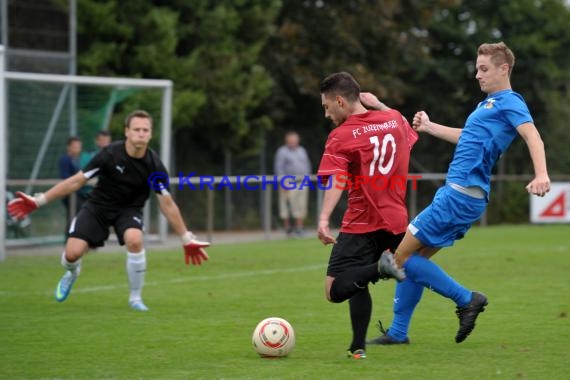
top-left (446, 89), bottom-right (533, 196)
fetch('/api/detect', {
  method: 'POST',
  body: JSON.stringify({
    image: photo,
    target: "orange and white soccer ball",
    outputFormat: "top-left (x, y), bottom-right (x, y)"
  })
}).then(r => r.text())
top-left (252, 317), bottom-right (295, 357)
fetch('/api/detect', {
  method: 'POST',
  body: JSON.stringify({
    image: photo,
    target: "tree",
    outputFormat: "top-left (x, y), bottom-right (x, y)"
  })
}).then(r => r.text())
top-left (419, 0), bottom-right (570, 175)
top-left (263, 0), bottom-right (570, 174)
top-left (76, 0), bottom-right (281, 172)
top-left (262, 0), bottom-right (465, 173)
top-left (73, 0), bottom-right (570, 226)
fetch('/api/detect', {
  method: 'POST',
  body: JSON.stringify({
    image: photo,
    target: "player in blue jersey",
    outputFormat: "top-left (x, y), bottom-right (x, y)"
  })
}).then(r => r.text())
top-left (367, 41), bottom-right (550, 345)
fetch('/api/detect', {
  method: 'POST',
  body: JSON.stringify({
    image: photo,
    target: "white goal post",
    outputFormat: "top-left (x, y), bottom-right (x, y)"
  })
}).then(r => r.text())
top-left (0, 45), bottom-right (173, 261)
top-left (0, 45), bottom-right (6, 261)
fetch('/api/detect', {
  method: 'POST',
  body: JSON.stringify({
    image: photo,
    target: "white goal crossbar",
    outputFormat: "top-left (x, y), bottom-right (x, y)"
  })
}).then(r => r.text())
top-left (4, 71), bottom-right (173, 88)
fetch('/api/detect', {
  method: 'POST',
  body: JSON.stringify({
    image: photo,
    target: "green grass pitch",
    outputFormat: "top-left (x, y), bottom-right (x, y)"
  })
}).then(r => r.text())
top-left (1, 225), bottom-right (568, 379)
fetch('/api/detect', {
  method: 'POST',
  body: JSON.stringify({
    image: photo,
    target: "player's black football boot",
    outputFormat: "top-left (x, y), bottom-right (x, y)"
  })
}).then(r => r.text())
top-left (366, 320), bottom-right (410, 345)
top-left (455, 291), bottom-right (488, 343)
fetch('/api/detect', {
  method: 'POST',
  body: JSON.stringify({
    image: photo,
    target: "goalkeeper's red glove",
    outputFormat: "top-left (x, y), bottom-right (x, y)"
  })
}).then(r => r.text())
top-left (181, 232), bottom-right (210, 265)
top-left (7, 191), bottom-right (47, 220)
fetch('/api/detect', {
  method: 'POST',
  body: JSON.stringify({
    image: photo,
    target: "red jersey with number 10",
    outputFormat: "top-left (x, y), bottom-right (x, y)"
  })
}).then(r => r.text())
top-left (318, 110), bottom-right (418, 234)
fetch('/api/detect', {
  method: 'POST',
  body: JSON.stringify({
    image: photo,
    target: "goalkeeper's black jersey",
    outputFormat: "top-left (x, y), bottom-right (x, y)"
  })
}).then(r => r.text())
top-left (82, 140), bottom-right (169, 209)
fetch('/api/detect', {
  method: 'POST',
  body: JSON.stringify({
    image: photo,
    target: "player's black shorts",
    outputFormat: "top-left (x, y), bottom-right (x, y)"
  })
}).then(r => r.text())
top-left (327, 230), bottom-right (405, 277)
top-left (68, 203), bottom-right (144, 248)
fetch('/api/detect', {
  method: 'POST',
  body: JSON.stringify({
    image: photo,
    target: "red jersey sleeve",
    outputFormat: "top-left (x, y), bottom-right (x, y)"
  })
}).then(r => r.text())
top-left (402, 115), bottom-right (419, 151)
top-left (317, 133), bottom-right (350, 184)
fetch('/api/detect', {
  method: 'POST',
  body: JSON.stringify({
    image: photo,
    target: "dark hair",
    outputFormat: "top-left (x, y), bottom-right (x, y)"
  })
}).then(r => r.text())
top-left (319, 72), bottom-right (361, 102)
top-left (124, 110), bottom-right (152, 128)
top-left (66, 136), bottom-right (81, 146)
top-left (96, 130), bottom-right (111, 137)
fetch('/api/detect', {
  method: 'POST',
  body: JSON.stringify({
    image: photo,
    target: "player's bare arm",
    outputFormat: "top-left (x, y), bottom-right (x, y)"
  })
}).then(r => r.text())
top-left (43, 171), bottom-right (90, 202)
top-left (413, 111), bottom-right (462, 144)
top-left (359, 92), bottom-right (391, 111)
top-left (157, 193), bottom-right (189, 236)
top-left (317, 175), bottom-right (346, 245)
top-left (516, 122), bottom-right (551, 197)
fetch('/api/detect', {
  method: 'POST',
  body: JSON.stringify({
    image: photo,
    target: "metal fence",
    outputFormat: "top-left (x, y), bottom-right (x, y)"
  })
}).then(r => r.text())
top-left (7, 173), bottom-right (569, 252)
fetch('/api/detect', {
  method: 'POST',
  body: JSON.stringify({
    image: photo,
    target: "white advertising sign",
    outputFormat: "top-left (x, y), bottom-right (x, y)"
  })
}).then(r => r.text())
top-left (530, 182), bottom-right (570, 223)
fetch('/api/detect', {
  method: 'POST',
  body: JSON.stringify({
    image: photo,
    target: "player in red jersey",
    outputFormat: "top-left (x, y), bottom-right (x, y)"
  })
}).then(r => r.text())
top-left (317, 72), bottom-right (417, 358)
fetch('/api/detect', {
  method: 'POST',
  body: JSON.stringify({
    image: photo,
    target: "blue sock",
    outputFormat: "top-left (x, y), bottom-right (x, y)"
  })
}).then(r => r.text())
top-left (403, 254), bottom-right (472, 307)
top-left (387, 278), bottom-right (424, 341)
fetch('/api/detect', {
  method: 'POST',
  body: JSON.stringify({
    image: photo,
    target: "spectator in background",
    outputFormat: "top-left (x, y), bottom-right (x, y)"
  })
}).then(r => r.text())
top-left (79, 130), bottom-right (112, 169)
top-left (58, 136), bottom-right (86, 230)
top-left (274, 131), bottom-right (312, 237)
top-left (79, 130), bottom-right (112, 197)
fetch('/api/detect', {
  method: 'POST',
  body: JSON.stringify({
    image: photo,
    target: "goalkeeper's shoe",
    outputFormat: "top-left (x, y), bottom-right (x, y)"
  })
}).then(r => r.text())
top-left (378, 250), bottom-right (406, 281)
top-left (129, 300), bottom-right (149, 312)
top-left (55, 271), bottom-right (78, 302)
top-left (455, 291), bottom-right (488, 343)
top-left (346, 349), bottom-right (367, 359)
top-left (367, 320), bottom-right (410, 345)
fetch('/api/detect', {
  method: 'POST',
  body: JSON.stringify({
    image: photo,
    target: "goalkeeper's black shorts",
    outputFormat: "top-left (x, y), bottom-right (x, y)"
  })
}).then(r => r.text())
top-left (67, 203), bottom-right (143, 248)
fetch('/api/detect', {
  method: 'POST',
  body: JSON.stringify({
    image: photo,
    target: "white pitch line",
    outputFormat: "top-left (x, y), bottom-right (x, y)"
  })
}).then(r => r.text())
top-left (0, 263), bottom-right (326, 297)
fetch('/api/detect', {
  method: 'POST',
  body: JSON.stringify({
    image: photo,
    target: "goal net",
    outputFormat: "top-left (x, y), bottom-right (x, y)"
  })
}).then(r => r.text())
top-left (1, 64), bottom-right (172, 258)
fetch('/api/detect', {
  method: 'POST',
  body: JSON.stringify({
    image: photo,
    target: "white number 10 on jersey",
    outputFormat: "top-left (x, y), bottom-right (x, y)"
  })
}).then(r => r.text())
top-left (369, 134), bottom-right (396, 176)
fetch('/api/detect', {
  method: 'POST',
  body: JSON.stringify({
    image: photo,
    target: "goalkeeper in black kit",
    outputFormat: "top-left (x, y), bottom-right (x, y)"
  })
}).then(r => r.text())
top-left (8, 110), bottom-right (209, 311)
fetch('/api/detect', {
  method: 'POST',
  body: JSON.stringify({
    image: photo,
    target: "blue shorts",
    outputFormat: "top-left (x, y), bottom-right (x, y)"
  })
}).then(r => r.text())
top-left (409, 185), bottom-right (487, 248)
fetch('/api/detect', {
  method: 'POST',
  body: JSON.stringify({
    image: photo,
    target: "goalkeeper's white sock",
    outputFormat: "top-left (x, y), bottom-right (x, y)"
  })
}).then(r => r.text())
top-left (61, 251), bottom-right (81, 275)
top-left (126, 250), bottom-right (146, 303)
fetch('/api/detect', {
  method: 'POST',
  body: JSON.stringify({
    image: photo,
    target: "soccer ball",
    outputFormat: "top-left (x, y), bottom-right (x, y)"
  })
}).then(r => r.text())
top-left (252, 317), bottom-right (295, 357)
